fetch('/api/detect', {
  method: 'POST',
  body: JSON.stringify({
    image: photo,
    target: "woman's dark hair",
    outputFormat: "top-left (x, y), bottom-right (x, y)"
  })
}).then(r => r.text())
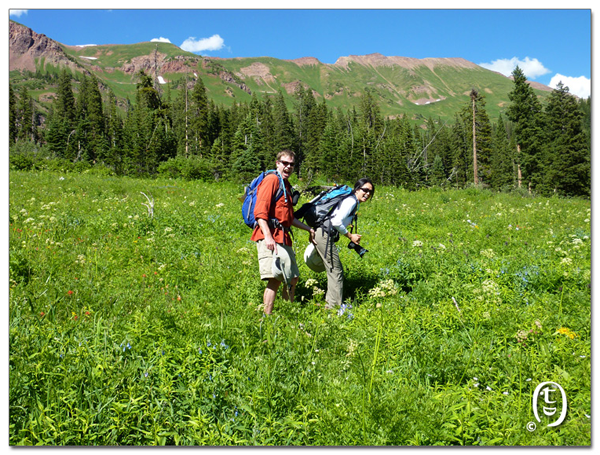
top-left (353, 177), bottom-right (375, 200)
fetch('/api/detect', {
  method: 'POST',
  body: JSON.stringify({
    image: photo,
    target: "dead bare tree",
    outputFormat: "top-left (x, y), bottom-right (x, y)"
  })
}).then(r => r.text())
top-left (470, 89), bottom-right (479, 185)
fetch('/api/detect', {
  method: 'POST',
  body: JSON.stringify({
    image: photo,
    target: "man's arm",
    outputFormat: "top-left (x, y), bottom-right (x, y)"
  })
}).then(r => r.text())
top-left (257, 218), bottom-right (277, 253)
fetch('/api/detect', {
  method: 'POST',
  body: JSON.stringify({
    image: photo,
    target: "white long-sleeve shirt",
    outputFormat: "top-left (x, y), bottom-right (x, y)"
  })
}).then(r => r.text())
top-left (329, 196), bottom-right (359, 235)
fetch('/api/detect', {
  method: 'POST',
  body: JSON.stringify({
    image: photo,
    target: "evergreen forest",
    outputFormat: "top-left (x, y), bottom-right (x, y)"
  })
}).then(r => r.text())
top-left (9, 66), bottom-right (591, 198)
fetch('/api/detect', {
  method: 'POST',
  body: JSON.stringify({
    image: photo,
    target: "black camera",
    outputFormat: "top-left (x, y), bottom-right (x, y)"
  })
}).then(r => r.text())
top-left (348, 241), bottom-right (368, 258)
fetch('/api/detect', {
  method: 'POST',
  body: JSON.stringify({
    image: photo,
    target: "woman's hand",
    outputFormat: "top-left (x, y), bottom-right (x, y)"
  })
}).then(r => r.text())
top-left (347, 233), bottom-right (362, 244)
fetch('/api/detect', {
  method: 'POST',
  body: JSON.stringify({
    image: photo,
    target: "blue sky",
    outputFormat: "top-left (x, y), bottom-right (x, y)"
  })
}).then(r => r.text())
top-left (9, 7), bottom-right (592, 98)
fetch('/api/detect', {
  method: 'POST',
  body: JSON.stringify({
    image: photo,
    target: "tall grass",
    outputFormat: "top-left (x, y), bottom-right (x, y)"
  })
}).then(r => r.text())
top-left (9, 171), bottom-right (590, 445)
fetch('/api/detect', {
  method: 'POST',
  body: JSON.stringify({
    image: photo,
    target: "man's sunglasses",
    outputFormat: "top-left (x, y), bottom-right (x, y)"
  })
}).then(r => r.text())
top-left (278, 160), bottom-right (295, 168)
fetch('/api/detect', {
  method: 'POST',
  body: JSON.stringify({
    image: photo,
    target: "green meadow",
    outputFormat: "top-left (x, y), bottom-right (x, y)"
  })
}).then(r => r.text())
top-left (9, 170), bottom-right (591, 445)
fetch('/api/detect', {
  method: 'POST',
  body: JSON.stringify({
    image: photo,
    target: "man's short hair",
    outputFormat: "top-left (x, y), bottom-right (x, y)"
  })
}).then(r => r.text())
top-left (276, 150), bottom-right (296, 161)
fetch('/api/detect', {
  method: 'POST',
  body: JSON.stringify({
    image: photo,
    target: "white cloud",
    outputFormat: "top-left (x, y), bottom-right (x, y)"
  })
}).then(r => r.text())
top-left (479, 57), bottom-right (551, 80)
top-left (549, 74), bottom-right (591, 99)
top-left (10, 10), bottom-right (28, 18)
top-left (180, 34), bottom-right (225, 53)
top-left (151, 37), bottom-right (171, 43)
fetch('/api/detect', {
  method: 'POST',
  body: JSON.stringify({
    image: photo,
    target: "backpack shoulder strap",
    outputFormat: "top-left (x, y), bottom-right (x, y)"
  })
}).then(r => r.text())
top-left (263, 170), bottom-right (287, 203)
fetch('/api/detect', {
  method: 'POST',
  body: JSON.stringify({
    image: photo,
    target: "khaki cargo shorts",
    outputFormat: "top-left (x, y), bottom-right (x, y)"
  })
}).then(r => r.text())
top-left (256, 240), bottom-right (300, 281)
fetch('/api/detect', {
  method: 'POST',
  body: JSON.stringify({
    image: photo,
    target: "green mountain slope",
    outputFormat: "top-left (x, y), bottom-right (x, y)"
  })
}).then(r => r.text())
top-left (10, 20), bottom-right (552, 125)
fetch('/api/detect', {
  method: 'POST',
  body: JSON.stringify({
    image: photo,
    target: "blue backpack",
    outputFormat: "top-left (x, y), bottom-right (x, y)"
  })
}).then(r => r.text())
top-left (295, 184), bottom-right (357, 229)
top-left (242, 170), bottom-right (286, 229)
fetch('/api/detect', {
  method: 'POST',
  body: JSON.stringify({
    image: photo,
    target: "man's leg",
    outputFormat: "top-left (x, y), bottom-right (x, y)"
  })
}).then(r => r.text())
top-left (263, 278), bottom-right (281, 315)
top-left (282, 277), bottom-right (299, 303)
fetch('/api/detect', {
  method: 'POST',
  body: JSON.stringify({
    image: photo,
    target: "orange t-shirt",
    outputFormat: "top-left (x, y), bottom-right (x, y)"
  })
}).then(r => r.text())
top-left (250, 173), bottom-right (294, 246)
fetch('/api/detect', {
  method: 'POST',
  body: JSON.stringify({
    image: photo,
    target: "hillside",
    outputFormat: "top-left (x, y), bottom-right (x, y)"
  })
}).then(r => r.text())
top-left (9, 20), bottom-right (552, 125)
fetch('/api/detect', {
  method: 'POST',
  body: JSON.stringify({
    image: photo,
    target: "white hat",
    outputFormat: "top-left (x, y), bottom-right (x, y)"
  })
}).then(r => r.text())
top-left (304, 243), bottom-right (325, 273)
top-left (272, 248), bottom-right (293, 283)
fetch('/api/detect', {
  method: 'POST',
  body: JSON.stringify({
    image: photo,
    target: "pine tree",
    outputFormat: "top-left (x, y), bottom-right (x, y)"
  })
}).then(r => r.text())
top-left (188, 76), bottom-right (209, 157)
top-left (230, 113), bottom-right (264, 181)
top-left (56, 69), bottom-right (76, 127)
top-left (449, 113), bottom-right (470, 188)
top-left (104, 90), bottom-right (124, 173)
top-left (318, 112), bottom-right (340, 180)
top-left (272, 90), bottom-right (294, 154)
top-left (506, 66), bottom-right (545, 192)
top-left (358, 88), bottom-right (384, 178)
top-left (490, 115), bottom-right (515, 190)
top-left (541, 82), bottom-right (590, 197)
top-left (293, 84), bottom-right (317, 175)
top-left (430, 154), bottom-right (446, 186)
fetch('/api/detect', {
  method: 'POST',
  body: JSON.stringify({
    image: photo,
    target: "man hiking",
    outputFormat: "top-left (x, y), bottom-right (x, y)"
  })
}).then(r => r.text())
top-left (251, 150), bottom-right (315, 315)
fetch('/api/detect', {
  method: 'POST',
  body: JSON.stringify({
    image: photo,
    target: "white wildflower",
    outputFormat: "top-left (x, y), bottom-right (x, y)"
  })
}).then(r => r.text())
top-left (305, 278), bottom-right (318, 287)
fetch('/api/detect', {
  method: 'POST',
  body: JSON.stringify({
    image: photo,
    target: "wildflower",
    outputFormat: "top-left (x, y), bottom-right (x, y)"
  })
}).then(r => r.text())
top-left (413, 240), bottom-right (423, 247)
top-left (480, 249), bottom-right (495, 258)
top-left (312, 287), bottom-right (325, 297)
top-left (347, 339), bottom-right (357, 357)
top-left (561, 257), bottom-right (572, 265)
top-left (305, 278), bottom-right (318, 287)
top-left (556, 327), bottom-right (576, 339)
top-left (216, 203), bottom-right (224, 208)
top-left (67, 290), bottom-right (74, 296)
top-left (516, 330), bottom-right (529, 343)
top-left (438, 243), bottom-right (446, 249)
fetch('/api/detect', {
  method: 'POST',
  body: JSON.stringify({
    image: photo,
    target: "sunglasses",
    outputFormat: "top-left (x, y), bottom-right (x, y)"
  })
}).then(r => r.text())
top-left (359, 187), bottom-right (373, 194)
top-left (278, 160), bottom-right (295, 168)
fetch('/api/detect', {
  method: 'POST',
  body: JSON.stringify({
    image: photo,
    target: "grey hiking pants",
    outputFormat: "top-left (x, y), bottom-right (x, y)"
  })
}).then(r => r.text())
top-left (314, 227), bottom-right (344, 307)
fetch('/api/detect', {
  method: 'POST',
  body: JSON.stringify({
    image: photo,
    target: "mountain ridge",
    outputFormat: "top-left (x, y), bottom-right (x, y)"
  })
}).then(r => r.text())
top-left (9, 20), bottom-right (553, 124)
